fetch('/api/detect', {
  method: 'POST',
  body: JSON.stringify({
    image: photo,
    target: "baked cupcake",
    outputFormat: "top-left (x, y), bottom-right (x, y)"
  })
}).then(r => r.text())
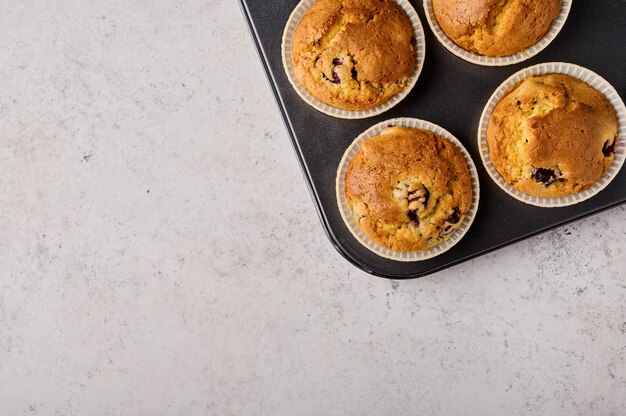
top-left (487, 73), bottom-right (619, 198)
top-left (291, 0), bottom-right (416, 110)
top-left (344, 126), bottom-right (472, 252)
top-left (432, 0), bottom-right (561, 57)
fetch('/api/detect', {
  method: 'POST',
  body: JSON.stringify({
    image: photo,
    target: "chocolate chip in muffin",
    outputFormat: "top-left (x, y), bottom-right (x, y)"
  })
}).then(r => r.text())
top-left (409, 186), bottom-right (429, 203)
top-left (322, 71), bottom-right (341, 84)
top-left (602, 138), bottom-right (616, 157)
top-left (408, 186), bottom-right (429, 212)
top-left (407, 210), bottom-right (420, 227)
top-left (393, 181), bottom-right (430, 213)
top-left (445, 207), bottom-right (460, 225)
top-left (441, 224), bottom-right (455, 235)
top-left (532, 168), bottom-right (561, 186)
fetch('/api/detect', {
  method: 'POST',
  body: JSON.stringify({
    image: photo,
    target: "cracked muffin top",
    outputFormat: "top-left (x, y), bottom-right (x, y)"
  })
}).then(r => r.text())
top-left (487, 74), bottom-right (618, 198)
top-left (432, 0), bottom-right (561, 57)
top-left (291, 0), bottom-right (416, 110)
top-left (344, 126), bottom-right (473, 252)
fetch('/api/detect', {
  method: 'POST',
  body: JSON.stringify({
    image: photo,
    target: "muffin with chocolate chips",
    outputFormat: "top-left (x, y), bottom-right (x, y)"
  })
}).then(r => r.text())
top-left (291, 0), bottom-right (416, 110)
top-left (432, 0), bottom-right (561, 57)
top-left (344, 126), bottom-right (473, 252)
top-left (487, 73), bottom-right (619, 198)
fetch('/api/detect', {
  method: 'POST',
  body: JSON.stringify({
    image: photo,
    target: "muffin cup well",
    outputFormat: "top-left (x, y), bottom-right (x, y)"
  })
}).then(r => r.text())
top-left (282, 0), bottom-right (426, 119)
top-left (423, 0), bottom-right (571, 66)
top-left (336, 118), bottom-right (480, 262)
top-left (478, 62), bottom-right (626, 208)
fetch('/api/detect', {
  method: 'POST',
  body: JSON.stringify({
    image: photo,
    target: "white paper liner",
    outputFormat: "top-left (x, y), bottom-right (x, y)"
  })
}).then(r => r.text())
top-left (336, 118), bottom-right (480, 261)
top-left (478, 62), bottom-right (626, 208)
top-left (282, 0), bottom-right (426, 119)
top-left (423, 0), bottom-right (572, 66)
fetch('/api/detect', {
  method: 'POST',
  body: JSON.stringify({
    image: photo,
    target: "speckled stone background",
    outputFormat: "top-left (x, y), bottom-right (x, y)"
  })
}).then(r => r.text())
top-left (0, 0), bottom-right (625, 415)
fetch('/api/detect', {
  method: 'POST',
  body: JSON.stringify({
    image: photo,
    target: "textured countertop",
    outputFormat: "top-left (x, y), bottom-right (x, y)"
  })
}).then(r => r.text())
top-left (0, 0), bottom-right (625, 414)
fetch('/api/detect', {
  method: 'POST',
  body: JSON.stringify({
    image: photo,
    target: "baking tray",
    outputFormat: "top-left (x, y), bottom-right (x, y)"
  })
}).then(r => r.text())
top-left (239, 0), bottom-right (626, 279)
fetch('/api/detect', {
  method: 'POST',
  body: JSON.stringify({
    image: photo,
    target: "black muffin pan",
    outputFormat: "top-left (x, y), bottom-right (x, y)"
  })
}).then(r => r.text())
top-left (239, 0), bottom-right (626, 279)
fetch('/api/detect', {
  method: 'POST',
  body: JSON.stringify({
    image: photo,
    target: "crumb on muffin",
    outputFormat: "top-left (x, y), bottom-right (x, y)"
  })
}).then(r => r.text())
top-left (345, 126), bottom-right (472, 252)
top-left (291, 0), bottom-right (416, 110)
top-left (487, 73), bottom-right (618, 198)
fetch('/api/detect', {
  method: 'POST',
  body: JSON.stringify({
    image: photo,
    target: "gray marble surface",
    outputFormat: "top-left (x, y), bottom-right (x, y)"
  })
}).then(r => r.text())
top-left (0, 0), bottom-right (624, 415)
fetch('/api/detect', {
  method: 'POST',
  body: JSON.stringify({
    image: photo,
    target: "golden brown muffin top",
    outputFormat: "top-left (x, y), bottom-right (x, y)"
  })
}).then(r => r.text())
top-left (291, 0), bottom-right (416, 110)
top-left (345, 126), bottom-right (472, 252)
top-left (487, 74), bottom-right (618, 198)
top-left (432, 0), bottom-right (561, 57)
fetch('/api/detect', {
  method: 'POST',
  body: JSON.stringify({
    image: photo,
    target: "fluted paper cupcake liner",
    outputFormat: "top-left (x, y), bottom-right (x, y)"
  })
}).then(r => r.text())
top-left (423, 0), bottom-right (572, 66)
top-left (336, 118), bottom-right (480, 261)
top-left (478, 62), bottom-right (626, 208)
top-left (282, 0), bottom-right (426, 119)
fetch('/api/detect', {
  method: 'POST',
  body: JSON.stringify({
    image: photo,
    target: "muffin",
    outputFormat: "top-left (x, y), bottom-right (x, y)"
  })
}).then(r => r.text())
top-left (487, 73), bottom-right (619, 198)
top-left (291, 0), bottom-right (416, 110)
top-left (432, 0), bottom-right (561, 57)
top-left (344, 126), bottom-right (473, 252)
